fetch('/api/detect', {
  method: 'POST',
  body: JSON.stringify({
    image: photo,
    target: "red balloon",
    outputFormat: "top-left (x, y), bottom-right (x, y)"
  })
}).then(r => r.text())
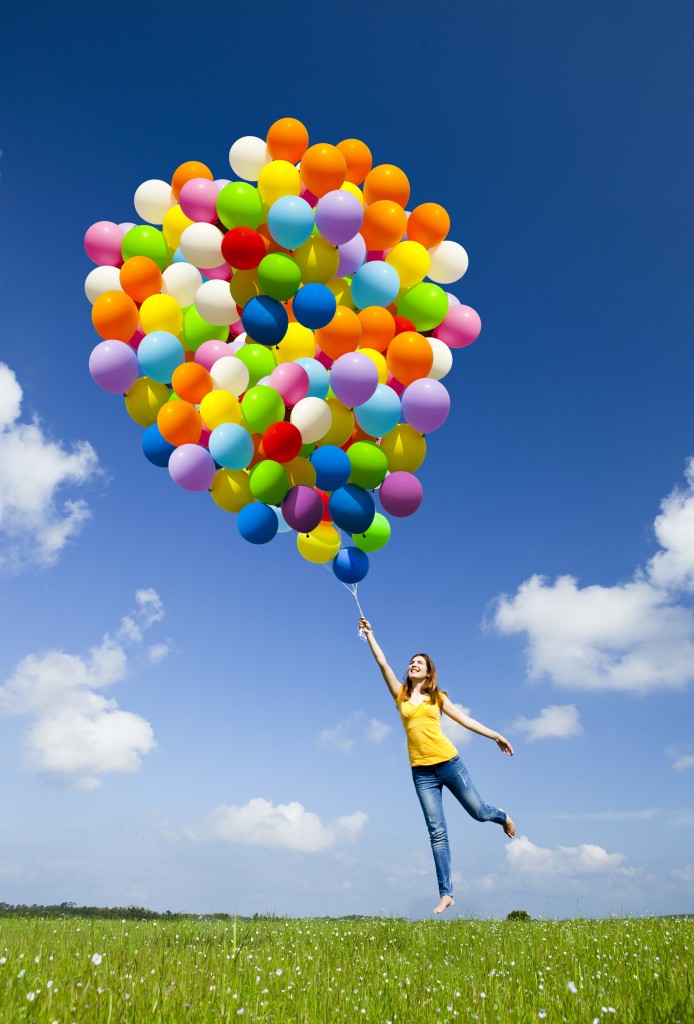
top-left (262, 421), bottom-right (303, 463)
top-left (393, 315), bottom-right (416, 335)
top-left (316, 488), bottom-right (332, 521)
top-left (221, 227), bottom-right (266, 270)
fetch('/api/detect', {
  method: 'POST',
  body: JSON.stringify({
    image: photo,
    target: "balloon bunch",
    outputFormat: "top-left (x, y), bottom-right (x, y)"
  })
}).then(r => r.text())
top-left (84, 117), bottom-right (481, 584)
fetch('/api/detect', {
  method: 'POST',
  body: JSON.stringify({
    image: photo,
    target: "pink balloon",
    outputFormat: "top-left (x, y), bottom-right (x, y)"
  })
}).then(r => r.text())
top-left (195, 339), bottom-right (230, 370)
top-left (315, 348), bottom-right (334, 370)
top-left (366, 249), bottom-right (387, 263)
top-left (269, 362), bottom-right (310, 407)
top-left (179, 178), bottom-right (220, 223)
top-left (203, 263), bottom-right (234, 281)
top-left (128, 325), bottom-right (145, 351)
top-left (300, 186), bottom-right (319, 208)
top-left (386, 373), bottom-right (405, 397)
top-left (433, 304), bottom-right (482, 348)
top-left (229, 320), bottom-right (245, 337)
top-left (84, 221), bottom-right (125, 267)
top-left (379, 471), bottom-right (423, 517)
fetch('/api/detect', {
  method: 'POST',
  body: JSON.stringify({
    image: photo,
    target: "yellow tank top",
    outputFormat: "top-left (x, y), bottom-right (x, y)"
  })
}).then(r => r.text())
top-left (396, 686), bottom-right (458, 766)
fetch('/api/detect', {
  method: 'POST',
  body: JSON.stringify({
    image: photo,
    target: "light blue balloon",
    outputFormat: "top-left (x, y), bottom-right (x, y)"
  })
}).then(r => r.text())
top-left (136, 331), bottom-right (185, 383)
top-left (354, 384), bottom-right (402, 438)
top-left (295, 357), bottom-right (330, 399)
top-left (274, 507), bottom-right (293, 534)
top-left (172, 246), bottom-right (187, 264)
top-left (350, 261), bottom-right (401, 309)
top-left (267, 196), bottom-right (315, 250)
top-left (208, 423), bottom-right (254, 470)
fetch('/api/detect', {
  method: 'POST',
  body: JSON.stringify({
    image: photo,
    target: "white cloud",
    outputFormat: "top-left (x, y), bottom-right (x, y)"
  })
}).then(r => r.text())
top-left (506, 836), bottom-right (628, 879)
top-left (147, 643), bottom-right (171, 666)
top-left (512, 704), bottom-right (582, 741)
top-left (0, 363), bottom-right (100, 572)
top-left (440, 702), bottom-right (473, 748)
top-left (364, 718), bottom-right (392, 743)
top-left (492, 458), bottom-right (694, 694)
top-left (671, 863), bottom-right (694, 884)
top-left (0, 591), bottom-right (165, 789)
top-left (194, 798), bottom-right (367, 852)
top-left (665, 745), bottom-right (694, 772)
top-left (316, 711), bottom-right (392, 752)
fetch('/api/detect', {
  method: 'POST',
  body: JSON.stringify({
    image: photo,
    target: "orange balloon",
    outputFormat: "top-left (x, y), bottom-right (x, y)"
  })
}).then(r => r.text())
top-left (119, 256), bottom-right (163, 304)
top-left (336, 139), bottom-right (373, 185)
top-left (363, 164), bottom-right (410, 207)
top-left (357, 306), bottom-right (396, 353)
top-left (157, 400), bottom-right (202, 446)
top-left (91, 290), bottom-right (139, 342)
top-left (406, 203), bottom-right (451, 249)
top-left (266, 117), bottom-right (309, 164)
top-left (172, 362), bottom-right (213, 404)
top-left (360, 201), bottom-right (408, 251)
top-left (300, 143), bottom-right (347, 198)
top-left (315, 306), bottom-right (361, 360)
top-left (386, 331), bottom-right (433, 386)
top-left (249, 431), bottom-right (265, 468)
top-left (257, 222), bottom-right (287, 256)
top-left (171, 161), bottom-right (213, 201)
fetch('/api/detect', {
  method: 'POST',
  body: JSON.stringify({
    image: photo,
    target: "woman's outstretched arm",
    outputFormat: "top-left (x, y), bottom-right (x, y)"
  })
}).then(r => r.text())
top-left (359, 617), bottom-right (401, 701)
top-left (441, 698), bottom-right (515, 756)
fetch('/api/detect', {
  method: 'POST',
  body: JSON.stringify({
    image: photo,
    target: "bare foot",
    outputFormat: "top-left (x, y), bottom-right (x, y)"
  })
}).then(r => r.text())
top-left (433, 895), bottom-right (455, 915)
top-left (503, 814), bottom-right (516, 838)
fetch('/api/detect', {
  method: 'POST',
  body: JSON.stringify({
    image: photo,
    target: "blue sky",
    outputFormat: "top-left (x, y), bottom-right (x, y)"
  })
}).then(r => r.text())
top-left (1, 0), bottom-right (693, 919)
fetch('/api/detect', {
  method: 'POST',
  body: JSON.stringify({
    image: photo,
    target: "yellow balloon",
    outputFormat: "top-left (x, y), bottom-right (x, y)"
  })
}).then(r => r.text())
top-left (380, 424), bottom-right (427, 472)
top-left (358, 347), bottom-right (388, 384)
top-left (327, 277), bottom-right (354, 309)
top-left (258, 159), bottom-right (302, 206)
top-left (297, 522), bottom-right (341, 563)
top-left (124, 377), bottom-right (171, 427)
top-left (386, 241), bottom-right (431, 288)
top-left (210, 468), bottom-right (253, 512)
top-left (163, 204), bottom-right (194, 249)
top-left (285, 456), bottom-right (317, 488)
top-left (139, 294), bottom-right (183, 336)
top-left (317, 397), bottom-right (354, 447)
top-left (293, 236), bottom-right (340, 284)
top-left (229, 269), bottom-right (261, 306)
top-left (200, 390), bottom-right (241, 430)
top-left (275, 321), bottom-right (316, 362)
top-left (339, 181), bottom-right (365, 207)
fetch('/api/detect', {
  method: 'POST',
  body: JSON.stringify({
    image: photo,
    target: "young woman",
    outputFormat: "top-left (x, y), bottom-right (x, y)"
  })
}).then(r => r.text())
top-left (359, 616), bottom-right (516, 915)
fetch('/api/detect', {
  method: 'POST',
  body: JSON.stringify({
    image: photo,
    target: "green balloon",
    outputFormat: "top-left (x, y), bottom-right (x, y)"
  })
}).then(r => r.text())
top-left (396, 282), bottom-right (449, 332)
top-left (235, 344), bottom-right (277, 387)
top-left (257, 253), bottom-right (302, 302)
top-left (300, 442), bottom-right (316, 459)
top-left (249, 459), bottom-right (290, 505)
top-left (353, 512), bottom-right (391, 552)
top-left (347, 441), bottom-right (388, 489)
top-left (122, 225), bottom-right (169, 271)
top-left (241, 385), bottom-right (285, 433)
top-left (217, 182), bottom-right (264, 230)
top-left (182, 307), bottom-right (229, 351)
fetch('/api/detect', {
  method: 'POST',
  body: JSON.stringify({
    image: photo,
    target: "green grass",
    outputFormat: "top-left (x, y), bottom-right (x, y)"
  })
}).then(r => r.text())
top-left (0, 914), bottom-right (691, 1022)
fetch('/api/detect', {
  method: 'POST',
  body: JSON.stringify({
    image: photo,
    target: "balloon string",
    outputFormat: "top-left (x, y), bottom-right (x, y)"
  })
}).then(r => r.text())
top-left (319, 562), bottom-right (367, 639)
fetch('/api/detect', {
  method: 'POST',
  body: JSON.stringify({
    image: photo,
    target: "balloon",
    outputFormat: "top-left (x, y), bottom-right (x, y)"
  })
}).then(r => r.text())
top-left (229, 269), bottom-right (262, 306)
top-left (157, 399), bottom-right (202, 446)
top-left (380, 424), bottom-right (427, 472)
top-left (229, 136), bottom-right (270, 181)
top-left (262, 421), bottom-right (303, 462)
top-left (142, 423), bottom-right (177, 467)
top-left (354, 383), bottom-right (401, 438)
top-left (315, 306), bottom-right (361, 360)
top-left (221, 226), bottom-right (266, 270)
top-left (363, 164), bottom-right (410, 207)
top-left (119, 256), bottom-right (162, 303)
top-left (89, 340), bottom-right (139, 394)
top-left (290, 396), bottom-right (332, 443)
top-left (134, 180), bottom-right (174, 224)
top-left (347, 440), bottom-right (388, 489)
top-left (350, 262), bottom-right (400, 310)
top-left (405, 203), bottom-right (450, 249)
top-left (336, 233), bottom-right (367, 277)
top-left (139, 294), bottom-right (183, 336)
top-left (393, 315), bottom-right (416, 335)
top-left (291, 283), bottom-right (336, 329)
top-left (169, 444), bottom-right (216, 491)
top-left (285, 456), bottom-right (317, 488)
top-left (84, 221), bottom-right (125, 266)
top-left (179, 223), bottom-right (224, 270)
top-left (199, 389), bottom-right (241, 430)
top-left (92, 291), bottom-right (139, 342)
top-left (238, 501), bottom-right (279, 544)
top-left (295, 357), bottom-right (330, 398)
top-left (297, 521), bottom-right (341, 563)
top-left (258, 159), bottom-right (302, 206)
top-left (336, 138), bottom-right (372, 185)
top-left (172, 160), bottom-right (213, 200)
top-left (359, 201), bottom-right (408, 251)
top-left (242, 295), bottom-right (289, 346)
top-left (267, 117), bottom-right (310, 164)
top-left (293, 236), bottom-right (340, 284)
top-left (329, 484), bottom-right (375, 534)
top-left (427, 240), bottom-right (469, 284)
top-left (211, 467), bottom-right (253, 512)
top-left (172, 362), bottom-right (213, 404)
top-left (333, 546), bottom-right (369, 583)
top-left (319, 396), bottom-right (354, 447)
top-left (427, 336), bottom-right (454, 380)
top-left (401, 378), bottom-right (451, 433)
top-left (194, 280), bottom-right (240, 326)
top-left (386, 241), bottom-right (430, 288)
top-left (310, 444), bottom-right (351, 491)
top-left (386, 331), bottom-right (434, 386)
top-left (85, 265), bottom-right (122, 303)
top-left (163, 205), bottom-right (194, 249)
top-left (315, 189), bottom-right (364, 245)
top-left (241, 385), bottom-right (285, 434)
top-left (433, 304), bottom-right (482, 348)
top-left (300, 143), bottom-right (347, 198)
top-left (269, 362), bottom-right (310, 406)
top-left (281, 485), bottom-right (323, 533)
top-left (379, 470), bottom-right (423, 517)
top-left (257, 253), bottom-right (302, 302)
top-left (125, 377), bottom-right (171, 427)
top-left (161, 262), bottom-right (203, 307)
top-left (234, 344), bottom-right (277, 387)
top-left (121, 225), bottom-right (168, 270)
top-left (249, 459), bottom-right (290, 504)
top-left (179, 177), bottom-right (220, 223)
top-left (352, 512), bottom-right (391, 552)
top-left (275, 322), bottom-right (317, 362)
top-left (358, 347), bottom-right (388, 384)
top-left (329, 352), bottom-right (379, 407)
top-left (210, 355), bottom-right (250, 396)
top-left (357, 306), bottom-right (395, 353)
top-left (209, 422), bottom-right (254, 469)
top-left (267, 195), bottom-right (315, 250)
top-left (217, 182), bottom-right (264, 231)
top-left (396, 282), bottom-right (449, 332)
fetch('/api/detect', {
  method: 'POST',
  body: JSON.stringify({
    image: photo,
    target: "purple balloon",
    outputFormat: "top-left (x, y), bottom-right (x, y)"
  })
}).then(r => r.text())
top-left (315, 190), bottom-right (364, 245)
top-left (168, 444), bottom-right (216, 491)
top-left (89, 340), bottom-right (139, 394)
top-left (336, 233), bottom-right (366, 277)
top-left (329, 353), bottom-right (379, 408)
top-left (194, 338), bottom-right (230, 371)
top-left (281, 485), bottom-right (324, 533)
top-left (379, 471), bottom-right (423, 518)
top-left (401, 379), bottom-right (451, 433)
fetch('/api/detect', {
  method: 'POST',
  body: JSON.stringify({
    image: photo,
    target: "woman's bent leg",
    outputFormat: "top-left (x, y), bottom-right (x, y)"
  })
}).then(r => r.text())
top-left (440, 756), bottom-right (507, 825)
top-left (411, 767), bottom-right (452, 897)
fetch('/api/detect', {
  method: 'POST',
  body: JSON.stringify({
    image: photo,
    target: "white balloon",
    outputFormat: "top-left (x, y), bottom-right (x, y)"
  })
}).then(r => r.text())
top-left (427, 241), bottom-right (469, 284)
top-left (229, 136), bottom-right (271, 181)
top-left (290, 397), bottom-right (332, 443)
top-left (427, 337), bottom-right (453, 380)
top-left (210, 356), bottom-right (249, 397)
top-left (84, 266), bottom-right (122, 304)
top-left (134, 179), bottom-right (175, 224)
top-left (194, 280), bottom-right (241, 326)
top-left (161, 263), bottom-right (203, 307)
top-left (179, 223), bottom-right (224, 270)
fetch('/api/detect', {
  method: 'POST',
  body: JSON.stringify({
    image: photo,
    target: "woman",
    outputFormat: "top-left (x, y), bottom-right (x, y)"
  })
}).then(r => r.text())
top-left (359, 616), bottom-right (516, 915)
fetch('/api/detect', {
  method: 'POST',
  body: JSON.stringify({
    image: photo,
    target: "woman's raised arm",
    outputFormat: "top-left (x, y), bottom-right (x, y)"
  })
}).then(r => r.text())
top-left (359, 617), bottom-right (401, 700)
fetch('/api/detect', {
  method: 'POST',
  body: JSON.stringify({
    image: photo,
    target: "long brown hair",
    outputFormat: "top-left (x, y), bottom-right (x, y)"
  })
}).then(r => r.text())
top-left (400, 653), bottom-right (447, 708)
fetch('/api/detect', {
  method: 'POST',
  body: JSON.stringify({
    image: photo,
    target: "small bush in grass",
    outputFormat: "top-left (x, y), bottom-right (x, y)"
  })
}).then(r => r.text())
top-left (506, 908), bottom-right (531, 921)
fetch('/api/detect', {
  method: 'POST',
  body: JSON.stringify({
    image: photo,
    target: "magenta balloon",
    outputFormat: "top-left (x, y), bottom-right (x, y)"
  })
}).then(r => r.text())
top-left (195, 338), bottom-right (231, 370)
top-left (203, 262), bottom-right (234, 281)
top-left (84, 221), bottom-right (125, 266)
top-left (379, 471), bottom-right (423, 518)
top-left (179, 178), bottom-right (220, 223)
top-left (401, 379), bottom-right (451, 433)
top-left (329, 353), bottom-right (379, 408)
top-left (128, 326), bottom-right (145, 351)
top-left (300, 186), bottom-right (319, 209)
top-left (89, 340), bottom-right (139, 394)
top-left (315, 190), bottom-right (364, 245)
top-left (168, 444), bottom-right (216, 491)
top-left (315, 348), bottom-right (334, 369)
top-left (433, 304), bottom-right (482, 348)
top-left (386, 373), bottom-right (405, 397)
top-left (269, 362), bottom-right (310, 407)
top-left (336, 233), bottom-right (367, 277)
top-left (281, 485), bottom-right (324, 532)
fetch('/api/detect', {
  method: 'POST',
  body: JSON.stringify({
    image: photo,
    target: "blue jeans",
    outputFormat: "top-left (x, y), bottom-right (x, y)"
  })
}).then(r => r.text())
top-left (411, 755), bottom-right (507, 897)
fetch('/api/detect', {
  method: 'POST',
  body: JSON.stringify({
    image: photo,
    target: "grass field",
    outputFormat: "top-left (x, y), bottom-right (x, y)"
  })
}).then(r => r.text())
top-left (0, 914), bottom-right (691, 1023)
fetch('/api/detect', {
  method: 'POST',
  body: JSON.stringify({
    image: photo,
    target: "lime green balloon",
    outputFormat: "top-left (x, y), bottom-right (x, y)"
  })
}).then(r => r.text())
top-left (235, 344), bottom-right (277, 387)
top-left (122, 225), bottom-right (169, 271)
top-left (249, 459), bottom-right (290, 505)
top-left (217, 182), bottom-right (264, 230)
top-left (396, 282), bottom-right (449, 332)
top-left (347, 441), bottom-right (388, 489)
top-left (241, 385), bottom-right (285, 433)
top-left (353, 512), bottom-right (391, 552)
top-left (182, 306), bottom-right (229, 351)
top-left (257, 253), bottom-right (302, 302)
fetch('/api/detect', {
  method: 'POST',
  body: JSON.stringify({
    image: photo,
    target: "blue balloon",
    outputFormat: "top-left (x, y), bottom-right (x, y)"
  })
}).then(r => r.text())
top-left (172, 246), bottom-right (187, 264)
top-left (267, 195), bottom-right (315, 249)
top-left (208, 423), bottom-right (254, 469)
top-left (242, 295), bottom-right (289, 346)
top-left (292, 283), bottom-right (336, 329)
top-left (354, 384), bottom-right (402, 438)
top-left (238, 501), bottom-right (279, 544)
top-left (142, 423), bottom-right (176, 468)
top-left (333, 546), bottom-right (370, 583)
top-left (295, 357), bottom-right (330, 398)
top-left (350, 261), bottom-right (400, 310)
top-left (137, 331), bottom-right (185, 383)
top-left (310, 445), bottom-right (351, 492)
top-left (329, 484), bottom-right (376, 534)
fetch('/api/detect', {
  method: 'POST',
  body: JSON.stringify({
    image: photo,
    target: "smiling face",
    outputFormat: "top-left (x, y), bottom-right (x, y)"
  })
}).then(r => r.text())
top-left (408, 654), bottom-right (429, 684)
